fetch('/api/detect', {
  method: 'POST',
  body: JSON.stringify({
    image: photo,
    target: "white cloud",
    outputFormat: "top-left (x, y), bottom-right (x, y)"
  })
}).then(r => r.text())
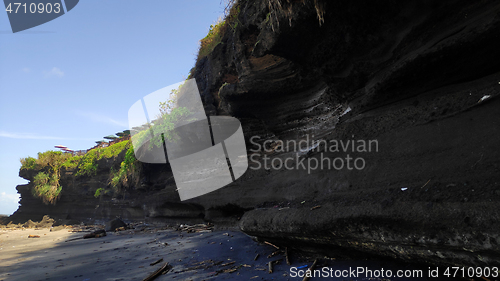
top-left (22, 67), bottom-right (31, 73)
top-left (0, 192), bottom-right (20, 204)
top-left (0, 130), bottom-right (70, 140)
top-left (76, 111), bottom-right (128, 128)
top-left (44, 67), bottom-right (64, 78)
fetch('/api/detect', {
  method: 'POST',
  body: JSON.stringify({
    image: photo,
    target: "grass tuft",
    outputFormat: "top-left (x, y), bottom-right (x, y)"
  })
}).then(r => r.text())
top-left (197, 17), bottom-right (227, 62)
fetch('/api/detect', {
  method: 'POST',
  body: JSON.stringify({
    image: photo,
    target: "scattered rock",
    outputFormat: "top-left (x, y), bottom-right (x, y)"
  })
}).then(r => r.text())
top-left (105, 218), bottom-right (127, 232)
top-left (37, 215), bottom-right (55, 228)
top-left (23, 220), bottom-right (37, 228)
top-left (21, 215), bottom-right (54, 229)
top-left (50, 225), bottom-right (66, 232)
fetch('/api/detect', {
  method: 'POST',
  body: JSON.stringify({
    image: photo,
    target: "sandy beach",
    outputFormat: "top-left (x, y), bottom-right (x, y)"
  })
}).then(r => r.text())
top-left (1, 222), bottom-right (470, 281)
top-left (1, 224), bottom-right (306, 281)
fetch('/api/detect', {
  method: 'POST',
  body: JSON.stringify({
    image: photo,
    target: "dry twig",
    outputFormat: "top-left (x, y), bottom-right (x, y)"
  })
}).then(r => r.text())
top-left (302, 259), bottom-right (318, 281)
top-left (149, 258), bottom-right (163, 266)
top-left (264, 241), bottom-right (279, 249)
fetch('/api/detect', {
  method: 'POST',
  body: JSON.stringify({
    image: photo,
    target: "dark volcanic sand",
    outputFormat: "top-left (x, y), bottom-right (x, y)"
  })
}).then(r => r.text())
top-left (0, 226), bottom-right (466, 281)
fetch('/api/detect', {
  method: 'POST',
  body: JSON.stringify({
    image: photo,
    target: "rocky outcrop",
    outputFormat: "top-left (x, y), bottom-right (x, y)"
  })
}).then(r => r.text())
top-left (9, 149), bottom-right (204, 225)
top-left (8, 0), bottom-right (500, 267)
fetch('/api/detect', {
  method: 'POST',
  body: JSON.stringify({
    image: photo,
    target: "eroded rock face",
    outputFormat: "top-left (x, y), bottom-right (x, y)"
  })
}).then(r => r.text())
top-left (190, 0), bottom-right (500, 266)
top-left (8, 0), bottom-right (500, 266)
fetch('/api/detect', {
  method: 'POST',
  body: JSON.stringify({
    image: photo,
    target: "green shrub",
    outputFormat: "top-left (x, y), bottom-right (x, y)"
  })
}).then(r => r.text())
top-left (197, 18), bottom-right (227, 61)
top-left (61, 155), bottom-right (82, 169)
top-left (21, 151), bottom-right (71, 172)
top-left (20, 156), bottom-right (37, 170)
top-left (109, 146), bottom-right (139, 189)
top-left (94, 187), bottom-right (105, 198)
top-left (75, 149), bottom-right (99, 177)
top-left (32, 171), bottom-right (61, 204)
top-left (98, 140), bottom-right (131, 160)
top-left (36, 151), bottom-right (71, 171)
top-left (20, 151), bottom-right (71, 205)
top-left (133, 82), bottom-right (192, 152)
top-left (20, 139), bottom-right (134, 203)
top-left (33, 171), bottom-right (50, 185)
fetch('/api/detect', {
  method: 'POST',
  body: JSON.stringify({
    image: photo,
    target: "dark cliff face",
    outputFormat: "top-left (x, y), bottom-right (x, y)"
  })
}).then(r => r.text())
top-left (9, 0), bottom-right (500, 266)
top-left (192, 0), bottom-right (500, 266)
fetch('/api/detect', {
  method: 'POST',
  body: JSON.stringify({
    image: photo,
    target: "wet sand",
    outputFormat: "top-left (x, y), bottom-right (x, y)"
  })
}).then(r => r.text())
top-left (0, 226), bottom-right (297, 281)
top-left (0, 225), bottom-right (462, 281)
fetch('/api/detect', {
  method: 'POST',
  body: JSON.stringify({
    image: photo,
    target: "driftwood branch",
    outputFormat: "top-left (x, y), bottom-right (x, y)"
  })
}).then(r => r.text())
top-left (264, 241), bottom-right (279, 249)
top-left (142, 262), bottom-right (171, 281)
top-left (268, 258), bottom-right (283, 274)
top-left (302, 259), bottom-right (318, 281)
top-left (149, 258), bottom-right (163, 266)
top-left (267, 250), bottom-right (280, 258)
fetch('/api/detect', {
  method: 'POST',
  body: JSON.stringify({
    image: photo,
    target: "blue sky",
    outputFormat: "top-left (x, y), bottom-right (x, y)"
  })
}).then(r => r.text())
top-left (0, 0), bottom-right (224, 215)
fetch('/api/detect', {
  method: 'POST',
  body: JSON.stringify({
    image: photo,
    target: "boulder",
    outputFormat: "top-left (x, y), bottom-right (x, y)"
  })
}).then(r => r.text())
top-left (105, 218), bottom-right (127, 232)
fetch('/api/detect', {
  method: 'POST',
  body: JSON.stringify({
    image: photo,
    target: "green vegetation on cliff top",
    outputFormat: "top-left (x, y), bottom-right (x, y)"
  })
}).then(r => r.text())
top-left (20, 140), bottom-right (136, 204)
top-left (18, 1), bottom-right (246, 205)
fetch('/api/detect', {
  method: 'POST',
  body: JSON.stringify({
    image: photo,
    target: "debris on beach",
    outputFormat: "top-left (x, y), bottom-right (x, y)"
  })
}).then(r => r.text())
top-left (142, 262), bottom-right (172, 281)
top-left (149, 258), bottom-right (163, 266)
top-left (478, 95), bottom-right (491, 103)
top-left (220, 261), bottom-right (235, 267)
top-left (177, 223), bottom-right (214, 233)
top-left (310, 205), bottom-right (321, 210)
top-left (302, 259), bottom-right (318, 281)
top-left (267, 250), bottom-right (280, 258)
top-left (264, 241), bottom-right (279, 249)
top-left (268, 258), bottom-right (282, 273)
top-left (65, 229), bottom-right (107, 242)
top-left (175, 259), bottom-right (243, 276)
top-left (50, 225), bottom-right (67, 232)
top-left (28, 235), bottom-right (40, 238)
top-left (83, 229), bottom-right (106, 239)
